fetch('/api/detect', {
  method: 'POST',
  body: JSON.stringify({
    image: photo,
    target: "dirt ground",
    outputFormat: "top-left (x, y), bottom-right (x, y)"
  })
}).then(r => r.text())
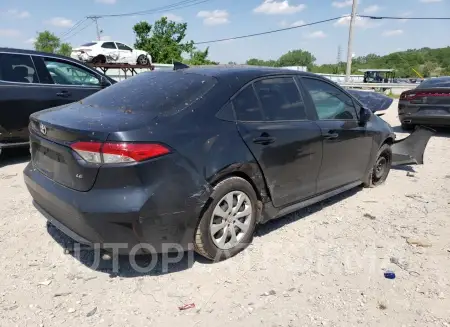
top-left (1, 100), bottom-right (449, 327)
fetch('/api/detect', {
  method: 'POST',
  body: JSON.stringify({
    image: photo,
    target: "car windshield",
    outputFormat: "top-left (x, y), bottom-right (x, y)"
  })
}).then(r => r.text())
top-left (417, 77), bottom-right (450, 89)
top-left (82, 71), bottom-right (217, 115)
top-left (81, 42), bottom-right (97, 47)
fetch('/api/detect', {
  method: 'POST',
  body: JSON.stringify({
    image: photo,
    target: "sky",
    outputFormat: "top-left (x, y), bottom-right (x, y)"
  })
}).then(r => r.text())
top-left (0, 0), bottom-right (449, 64)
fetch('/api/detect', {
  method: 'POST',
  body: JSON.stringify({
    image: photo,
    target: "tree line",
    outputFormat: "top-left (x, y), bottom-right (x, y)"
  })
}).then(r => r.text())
top-left (33, 17), bottom-right (450, 78)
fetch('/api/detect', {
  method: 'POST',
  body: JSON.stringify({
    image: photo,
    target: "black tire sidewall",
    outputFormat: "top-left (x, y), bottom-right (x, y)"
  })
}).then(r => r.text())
top-left (195, 177), bottom-right (258, 261)
top-left (372, 144), bottom-right (392, 186)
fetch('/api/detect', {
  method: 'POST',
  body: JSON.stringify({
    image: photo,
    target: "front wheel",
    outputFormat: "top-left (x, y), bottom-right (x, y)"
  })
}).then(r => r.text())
top-left (194, 177), bottom-right (258, 261)
top-left (137, 55), bottom-right (149, 66)
top-left (363, 144), bottom-right (392, 188)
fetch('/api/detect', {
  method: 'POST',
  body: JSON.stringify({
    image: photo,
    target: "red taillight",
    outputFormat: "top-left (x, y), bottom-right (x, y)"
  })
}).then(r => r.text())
top-left (70, 142), bottom-right (170, 164)
top-left (402, 91), bottom-right (450, 101)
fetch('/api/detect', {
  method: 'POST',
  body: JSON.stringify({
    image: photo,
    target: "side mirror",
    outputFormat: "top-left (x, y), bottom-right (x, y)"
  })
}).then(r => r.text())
top-left (100, 76), bottom-right (110, 88)
top-left (359, 107), bottom-right (372, 125)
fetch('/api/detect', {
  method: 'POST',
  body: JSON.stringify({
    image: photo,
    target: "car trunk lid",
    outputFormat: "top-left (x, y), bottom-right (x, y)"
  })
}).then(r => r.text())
top-left (29, 102), bottom-right (159, 192)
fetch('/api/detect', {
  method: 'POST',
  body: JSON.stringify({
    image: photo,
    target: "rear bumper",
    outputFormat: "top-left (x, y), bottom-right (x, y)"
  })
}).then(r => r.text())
top-left (0, 141), bottom-right (29, 149)
top-left (399, 112), bottom-right (450, 127)
top-left (23, 161), bottom-right (212, 254)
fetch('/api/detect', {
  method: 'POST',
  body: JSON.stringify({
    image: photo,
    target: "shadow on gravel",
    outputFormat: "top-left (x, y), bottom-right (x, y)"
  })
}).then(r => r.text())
top-left (46, 187), bottom-right (365, 277)
top-left (255, 186), bottom-right (362, 238)
top-left (0, 148), bottom-right (30, 168)
top-left (391, 165), bottom-right (416, 172)
top-left (46, 222), bottom-right (210, 278)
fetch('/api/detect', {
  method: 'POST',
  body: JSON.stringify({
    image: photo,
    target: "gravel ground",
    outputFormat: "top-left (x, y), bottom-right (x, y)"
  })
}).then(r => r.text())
top-left (1, 100), bottom-right (449, 327)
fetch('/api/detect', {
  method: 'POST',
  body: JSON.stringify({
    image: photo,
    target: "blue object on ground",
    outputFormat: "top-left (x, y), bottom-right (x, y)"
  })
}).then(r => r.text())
top-left (384, 270), bottom-right (396, 279)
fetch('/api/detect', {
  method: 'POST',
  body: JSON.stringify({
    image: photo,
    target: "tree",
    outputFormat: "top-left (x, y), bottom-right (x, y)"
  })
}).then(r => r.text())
top-left (34, 30), bottom-right (72, 57)
top-left (133, 17), bottom-right (195, 64)
top-left (246, 58), bottom-right (277, 67)
top-left (186, 47), bottom-right (217, 65)
top-left (57, 43), bottom-right (72, 57)
top-left (277, 50), bottom-right (316, 69)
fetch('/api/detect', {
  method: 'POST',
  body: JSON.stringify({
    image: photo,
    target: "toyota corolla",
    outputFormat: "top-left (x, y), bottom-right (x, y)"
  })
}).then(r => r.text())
top-left (23, 65), bottom-right (433, 261)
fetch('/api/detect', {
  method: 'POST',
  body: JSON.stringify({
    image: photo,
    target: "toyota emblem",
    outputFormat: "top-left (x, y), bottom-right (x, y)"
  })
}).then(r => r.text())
top-left (39, 123), bottom-right (47, 135)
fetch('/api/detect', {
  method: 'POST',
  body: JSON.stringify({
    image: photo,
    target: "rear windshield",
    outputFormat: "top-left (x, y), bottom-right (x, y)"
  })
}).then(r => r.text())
top-left (83, 71), bottom-right (217, 115)
top-left (81, 42), bottom-right (97, 47)
top-left (417, 77), bottom-right (450, 88)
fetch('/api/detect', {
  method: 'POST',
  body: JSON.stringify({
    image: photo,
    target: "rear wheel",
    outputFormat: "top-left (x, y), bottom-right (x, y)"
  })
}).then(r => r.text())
top-left (137, 55), bottom-right (149, 66)
top-left (194, 177), bottom-right (258, 261)
top-left (92, 55), bottom-right (106, 64)
top-left (363, 144), bottom-right (392, 188)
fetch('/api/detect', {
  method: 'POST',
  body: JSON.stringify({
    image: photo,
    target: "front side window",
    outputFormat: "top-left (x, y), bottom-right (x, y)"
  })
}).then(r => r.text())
top-left (233, 85), bottom-right (263, 121)
top-left (301, 78), bottom-right (357, 120)
top-left (253, 77), bottom-right (307, 121)
top-left (116, 43), bottom-right (132, 51)
top-left (43, 59), bottom-right (100, 86)
top-left (101, 42), bottom-right (117, 49)
top-left (0, 53), bottom-right (38, 83)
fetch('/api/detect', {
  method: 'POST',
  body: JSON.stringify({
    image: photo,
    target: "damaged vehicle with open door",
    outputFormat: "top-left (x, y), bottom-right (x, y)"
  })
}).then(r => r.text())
top-left (23, 64), bottom-right (434, 262)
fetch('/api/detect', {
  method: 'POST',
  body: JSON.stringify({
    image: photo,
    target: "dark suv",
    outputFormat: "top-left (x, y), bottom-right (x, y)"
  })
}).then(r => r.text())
top-left (0, 48), bottom-right (115, 154)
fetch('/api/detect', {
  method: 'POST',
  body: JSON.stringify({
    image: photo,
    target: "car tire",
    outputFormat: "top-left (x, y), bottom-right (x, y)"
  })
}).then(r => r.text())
top-left (137, 55), bottom-right (149, 66)
top-left (92, 55), bottom-right (106, 64)
top-left (194, 176), bottom-right (258, 262)
top-left (363, 144), bottom-right (392, 188)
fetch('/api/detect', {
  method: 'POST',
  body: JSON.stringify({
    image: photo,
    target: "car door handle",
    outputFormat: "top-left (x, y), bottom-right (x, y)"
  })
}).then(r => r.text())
top-left (56, 91), bottom-right (71, 98)
top-left (253, 136), bottom-right (276, 145)
top-left (324, 132), bottom-right (339, 140)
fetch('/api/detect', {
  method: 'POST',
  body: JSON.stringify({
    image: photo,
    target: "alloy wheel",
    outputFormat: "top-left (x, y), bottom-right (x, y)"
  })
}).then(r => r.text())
top-left (209, 191), bottom-right (253, 250)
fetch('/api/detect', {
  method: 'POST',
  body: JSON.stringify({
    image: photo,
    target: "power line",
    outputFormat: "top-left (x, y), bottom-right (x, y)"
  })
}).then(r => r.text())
top-left (90, 0), bottom-right (213, 18)
top-left (358, 14), bottom-right (450, 20)
top-left (194, 16), bottom-right (343, 45)
top-left (59, 0), bottom-right (213, 41)
top-left (61, 20), bottom-right (95, 41)
top-left (58, 18), bottom-right (87, 39)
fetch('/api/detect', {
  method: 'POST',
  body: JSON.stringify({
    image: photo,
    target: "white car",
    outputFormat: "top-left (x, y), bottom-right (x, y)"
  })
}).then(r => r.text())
top-left (70, 41), bottom-right (152, 66)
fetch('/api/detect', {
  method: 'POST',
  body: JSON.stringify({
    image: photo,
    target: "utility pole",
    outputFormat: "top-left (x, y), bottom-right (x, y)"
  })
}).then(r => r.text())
top-left (87, 16), bottom-right (101, 40)
top-left (345, 0), bottom-right (358, 82)
top-left (337, 45), bottom-right (342, 73)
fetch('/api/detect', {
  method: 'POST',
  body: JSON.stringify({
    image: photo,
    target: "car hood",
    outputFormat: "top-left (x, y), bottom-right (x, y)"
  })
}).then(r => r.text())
top-left (348, 90), bottom-right (393, 112)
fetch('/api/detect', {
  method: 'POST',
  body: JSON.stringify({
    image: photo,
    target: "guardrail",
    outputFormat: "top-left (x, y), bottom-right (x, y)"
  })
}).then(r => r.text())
top-left (339, 83), bottom-right (415, 89)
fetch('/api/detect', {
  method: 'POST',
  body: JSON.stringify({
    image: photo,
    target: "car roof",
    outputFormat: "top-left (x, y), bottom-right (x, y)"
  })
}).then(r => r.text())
top-left (177, 65), bottom-right (319, 86)
top-left (83, 41), bottom-right (129, 44)
top-left (0, 47), bottom-right (74, 61)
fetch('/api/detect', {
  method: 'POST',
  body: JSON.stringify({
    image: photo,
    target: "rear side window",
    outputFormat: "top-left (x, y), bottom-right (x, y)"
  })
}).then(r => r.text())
top-left (82, 71), bottom-right (217, 115)
top-left (233, 85), bottom-right (263, 121)
top-left (0, 53), bottom-right (38, 83)
top-left (253, 77), bottom-right (307, 121)
top-left (101, 42), bottom-right (117, 49)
